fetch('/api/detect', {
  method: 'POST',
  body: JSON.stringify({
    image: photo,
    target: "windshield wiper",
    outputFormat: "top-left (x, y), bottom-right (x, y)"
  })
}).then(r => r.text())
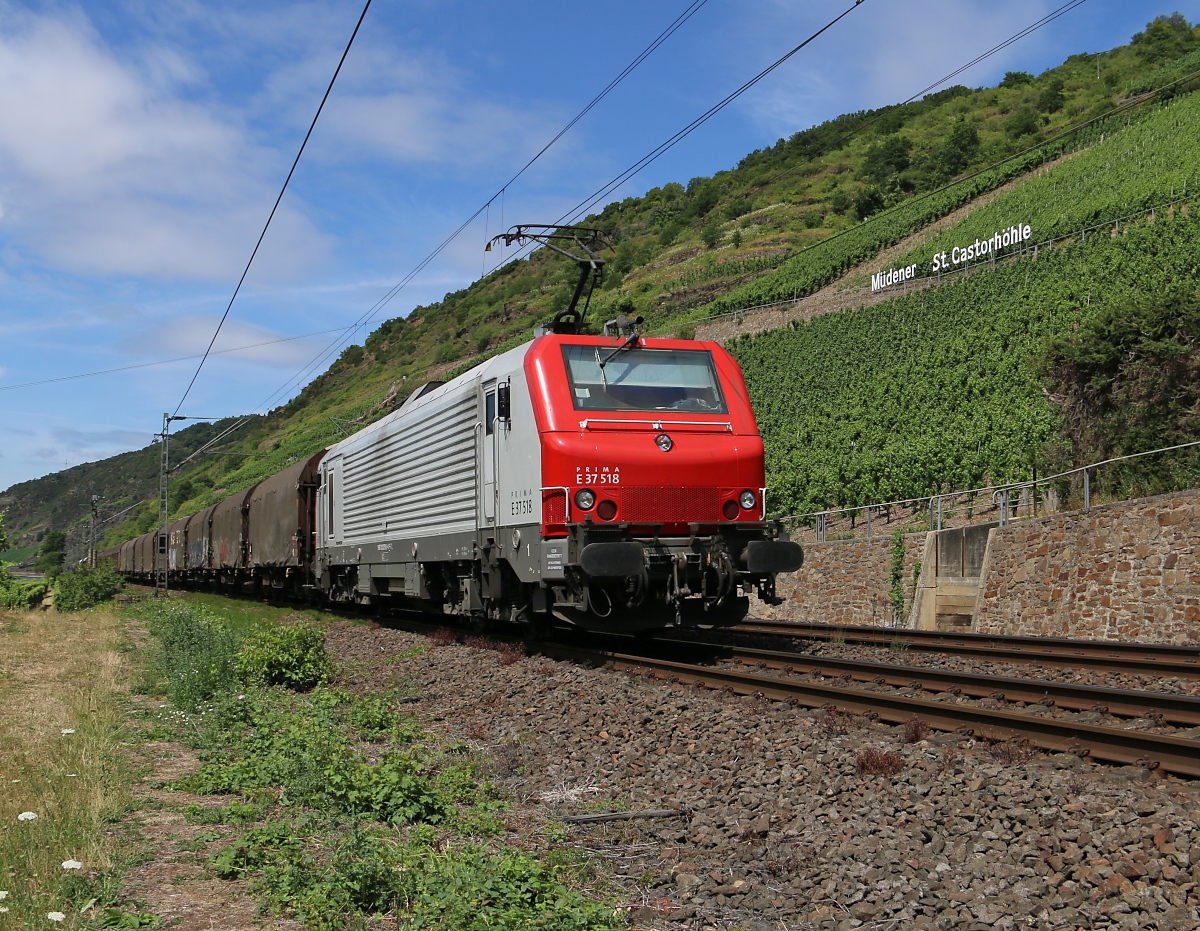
top-left (598, 333), bottom-right (639, 373)
top-left (594, 347), bottom-right (608, 389)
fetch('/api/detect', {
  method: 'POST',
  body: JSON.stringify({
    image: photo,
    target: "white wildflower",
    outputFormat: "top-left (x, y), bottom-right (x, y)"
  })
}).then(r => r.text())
top-left (17, 811), bottom-right (37, 822)
top-left (0, 891), bottom-right (7, 899)
top-left (0, 907), bottom-right (8, 914)
top-left (61, 860), bottom-right (82, 871)
top-left (60, 728), bottom-right (75, 736)
top-left (47, 912), bottom-right (65, 922)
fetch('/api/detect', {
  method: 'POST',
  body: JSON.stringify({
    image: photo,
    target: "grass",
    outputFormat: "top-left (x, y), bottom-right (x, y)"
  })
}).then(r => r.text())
top-left (0, 606), bottom-right (142, 928)
top-left (127, 595), bottom-right (621, 930)
top-left (174, 591), bottom-right (326, 636)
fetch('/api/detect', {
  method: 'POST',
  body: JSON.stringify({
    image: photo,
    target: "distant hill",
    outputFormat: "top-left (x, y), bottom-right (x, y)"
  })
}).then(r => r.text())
top-left (4, 13), bottom-right (1198, 551)
top-left (0, 417), bottom-right (257, 566)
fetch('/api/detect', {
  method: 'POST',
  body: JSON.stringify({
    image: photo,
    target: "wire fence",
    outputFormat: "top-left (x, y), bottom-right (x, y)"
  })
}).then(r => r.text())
top-left (783, 440), bottom-right (1200, 544)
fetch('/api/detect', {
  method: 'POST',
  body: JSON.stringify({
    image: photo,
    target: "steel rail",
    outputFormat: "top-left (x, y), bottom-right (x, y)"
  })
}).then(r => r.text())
top-left (647, 639), bottom-right (1200, 726)
top-left (732, 620), bottom-right (1200, 678)
top-left (533, 642), bottom-right (1200, 778)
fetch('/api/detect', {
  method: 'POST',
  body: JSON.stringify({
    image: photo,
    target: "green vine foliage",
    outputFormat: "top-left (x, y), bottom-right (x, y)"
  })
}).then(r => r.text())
top-left (889, 530), bottom-right (906, 617)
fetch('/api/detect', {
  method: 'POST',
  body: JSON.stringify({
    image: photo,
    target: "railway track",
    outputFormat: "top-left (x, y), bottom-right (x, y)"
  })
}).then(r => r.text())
top-left (532, 639), bottom-right (1200, 778)
top-left (731, 619), bottom-right (1200, 678)
top-left (648, 637), bottom-right (1200, 725)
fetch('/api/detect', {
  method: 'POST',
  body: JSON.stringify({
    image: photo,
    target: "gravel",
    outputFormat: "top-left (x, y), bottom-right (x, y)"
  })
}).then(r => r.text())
top-left (326, 620), bottom-right (1200, 930)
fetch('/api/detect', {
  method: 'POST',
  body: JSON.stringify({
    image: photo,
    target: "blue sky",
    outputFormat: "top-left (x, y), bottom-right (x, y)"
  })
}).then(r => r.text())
top-left (1, 0), bottom-right (1196, 492)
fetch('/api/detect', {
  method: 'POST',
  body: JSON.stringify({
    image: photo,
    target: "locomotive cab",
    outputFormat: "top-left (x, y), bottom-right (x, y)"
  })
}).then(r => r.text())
top-left (525, 332), bottom-right (802, 630)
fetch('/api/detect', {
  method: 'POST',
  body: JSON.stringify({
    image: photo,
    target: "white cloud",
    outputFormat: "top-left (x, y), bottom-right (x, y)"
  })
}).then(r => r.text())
top-left (309, 44), bottom-right (566, 171)
top-left (55, 426), bottom-right (148, 452)
top-left (123, 314), bottom-right (329, 369)
top-left (0, 8), bottom-right (328, 281)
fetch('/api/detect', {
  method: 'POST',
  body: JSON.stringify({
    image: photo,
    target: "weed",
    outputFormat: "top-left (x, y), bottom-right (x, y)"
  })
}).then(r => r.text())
top-left (988, 735), bottom-right (1038, 765)
top-left (815, 706), bottom-right (858, 737)
top-left (889, 636), bottom-right (911, 654)
top-left (138, 595), bottom-right (617, 930)
top-left (855, 747), bottom-right (905, 776)
top-left (465, 721), bottom-right (487, 740)
top-left (343, 692), bottom-right (407, 741)
top-left (829, 628), bottom-right (847, 645)
top-left (497, 643), bottom-right (525, 666)
top-left (429, 627), bottom-right (458, 646)
top-left (464, 635), bottom-right (525, 665)
top-left (902, 716), bottom-right (932, 743)
top-left (136, 602), bottom-right (242, 710)
top-left (237, 621), bottom-right (332, 690)
top-left (183, 801), bottom-right (263, 825)
top-left (937, 744), bottom-right (961, 776)
top-left (96, 907), bottom-right (162, 928)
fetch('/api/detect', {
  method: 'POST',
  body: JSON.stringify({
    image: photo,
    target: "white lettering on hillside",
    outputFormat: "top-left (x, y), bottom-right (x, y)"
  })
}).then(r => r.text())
top-left (870, 222), bottom-right (1033, 292)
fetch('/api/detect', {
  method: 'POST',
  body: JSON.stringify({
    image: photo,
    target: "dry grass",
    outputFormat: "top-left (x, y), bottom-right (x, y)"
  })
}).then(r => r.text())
top-left (814, 706), bottom-right (859, 737)
top-left (0, 607), bottom-right (135, 926)
top-left (988, 735), bottom-right (1039, 765)
top-left (855, 747), bottom-right (905, 777)
top-left (902, 716), bottom-right (932, 743)
top-left (428, 627), bottom-right (458, 647)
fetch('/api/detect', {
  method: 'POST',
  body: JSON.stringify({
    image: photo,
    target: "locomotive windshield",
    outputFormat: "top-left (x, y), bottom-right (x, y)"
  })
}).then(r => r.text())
top-left (561, 345), bottom-right (728, 413)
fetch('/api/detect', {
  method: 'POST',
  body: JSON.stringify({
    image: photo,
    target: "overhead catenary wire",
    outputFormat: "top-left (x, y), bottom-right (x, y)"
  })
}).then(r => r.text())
top-left (170, 0), bottom-right (375, 420)
top-left (252, 0), bottom-right (867, 421)
top-left (96, 3), bottom-right (715, 524)
top-left (766, 0), bottom-right (1092, 184)
top-left (236, 0), bottom-right (716, 422)
top-left (492, 0), bottom-right (1093, 277)
top-left (550, 0), bottom-right (870, 227)
top-left (0, 326), bottom-right (356, 393)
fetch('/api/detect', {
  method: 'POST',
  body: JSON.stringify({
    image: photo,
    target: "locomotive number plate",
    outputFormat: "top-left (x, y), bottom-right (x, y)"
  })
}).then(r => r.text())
top-left (576, 465), bottom-right (621, 485)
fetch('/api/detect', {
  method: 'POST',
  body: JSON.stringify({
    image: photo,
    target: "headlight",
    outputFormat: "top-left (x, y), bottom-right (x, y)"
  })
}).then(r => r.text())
top-left (655, 433), bottom-right (673, 452)
top-left (575, 489), bottom-right (596, 510)
top-left (739, 490), bottom-right (757, 510)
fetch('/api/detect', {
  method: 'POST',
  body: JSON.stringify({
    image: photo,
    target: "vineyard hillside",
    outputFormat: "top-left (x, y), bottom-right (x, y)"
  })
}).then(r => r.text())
top-left (734, 90), bottom-right (1200, 517)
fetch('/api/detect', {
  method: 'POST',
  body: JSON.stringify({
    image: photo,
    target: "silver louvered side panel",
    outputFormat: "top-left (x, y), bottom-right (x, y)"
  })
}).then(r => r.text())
top-left (342, 389), bottom-right (478, 543)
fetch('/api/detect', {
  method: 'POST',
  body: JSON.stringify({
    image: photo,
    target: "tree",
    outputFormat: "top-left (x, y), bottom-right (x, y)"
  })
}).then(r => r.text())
top-left (1038, 290), bottom-right (1200, 493)
top-left (860, 135), bottom-right (910, 184)
top-left (0, 512), bottom-right (8, 554)
top-left (1006, 108), bottom-right (1041, 139)
top-left (701, 218), bottom-right (722, 249)
top-left (937, 121), bottom-right (980, 176)
top-left (1037, 79), bottom-right (1066, 114)
top-left (35, 531), bottom-right (66, 580)
top-left (1000, 71), bottom-right (1034, 88)
top-left (731, 229), bottom-right (743, 249)
top-left (1133, 13), bottom-right (1196, 62)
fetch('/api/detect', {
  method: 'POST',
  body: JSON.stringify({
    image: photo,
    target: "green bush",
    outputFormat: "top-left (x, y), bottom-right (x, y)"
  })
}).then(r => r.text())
top-left (237, 622), bottom-right (332, 690)
top-left (53, 565), bottom-right (123, 612)
top-left (145, 603), bottom-right (242, 711)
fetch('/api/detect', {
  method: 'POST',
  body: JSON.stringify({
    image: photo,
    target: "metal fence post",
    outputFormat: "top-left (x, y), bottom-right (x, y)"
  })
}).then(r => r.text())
top-left (936, 495), bottom-right (942, 532)
top-left (1083, 469), bottom-right (1090, 511)
top-left (867, 506), bottom-right (872, 540)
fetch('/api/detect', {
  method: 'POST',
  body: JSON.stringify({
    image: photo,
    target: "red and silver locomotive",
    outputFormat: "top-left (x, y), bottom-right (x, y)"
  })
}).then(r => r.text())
top-left (106, 226), bottom-right (801, 632)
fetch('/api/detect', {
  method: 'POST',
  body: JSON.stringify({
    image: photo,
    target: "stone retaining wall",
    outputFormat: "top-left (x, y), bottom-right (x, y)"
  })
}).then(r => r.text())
top-left (973, 488), bottom-right (1200, 644)
top-left (752, 533), bottom-right (926, 627)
